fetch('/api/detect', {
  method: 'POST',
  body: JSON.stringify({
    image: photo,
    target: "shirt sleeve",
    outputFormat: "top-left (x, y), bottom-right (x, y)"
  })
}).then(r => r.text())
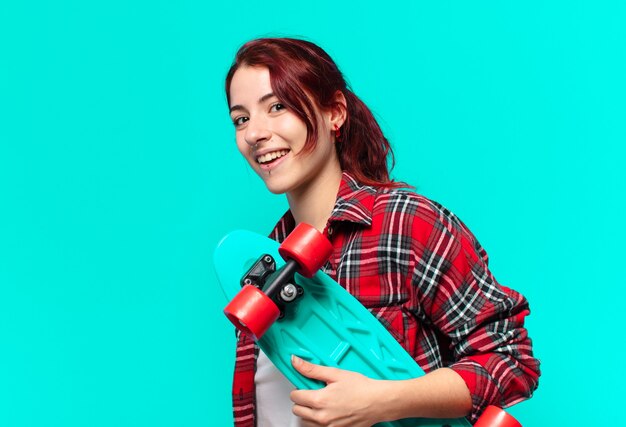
top-left (410, 203), bottom-right (541, 422)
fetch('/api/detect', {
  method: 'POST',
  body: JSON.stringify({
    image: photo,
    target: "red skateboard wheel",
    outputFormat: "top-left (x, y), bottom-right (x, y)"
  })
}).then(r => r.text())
top-left (224, 285), bottom-right (281, 340)
top-left (278, 223), bottom-right (333, 278)
top-left (474, 406), bottom-right (521, 427)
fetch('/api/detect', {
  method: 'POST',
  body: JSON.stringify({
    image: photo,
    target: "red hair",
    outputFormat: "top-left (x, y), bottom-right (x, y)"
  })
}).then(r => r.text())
top-left (225, 37), bottom-right (403, 188)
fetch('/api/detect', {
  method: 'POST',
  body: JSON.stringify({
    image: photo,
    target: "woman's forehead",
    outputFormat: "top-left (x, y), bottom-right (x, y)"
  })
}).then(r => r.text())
top-left (229, 66), bottom-right (272, 106)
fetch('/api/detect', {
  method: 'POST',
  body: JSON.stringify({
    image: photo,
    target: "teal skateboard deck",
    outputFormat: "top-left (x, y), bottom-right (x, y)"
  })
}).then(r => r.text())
top-left (214, 225), bottom-right (519, 427)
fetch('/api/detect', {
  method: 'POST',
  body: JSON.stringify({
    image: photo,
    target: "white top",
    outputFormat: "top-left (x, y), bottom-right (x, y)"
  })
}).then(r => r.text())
top-left (256, 349), bottom-right (303, 427)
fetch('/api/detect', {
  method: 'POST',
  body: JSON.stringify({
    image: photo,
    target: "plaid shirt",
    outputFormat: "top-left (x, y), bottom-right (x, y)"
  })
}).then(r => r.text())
top-left (231, 172), bottom-right (540, 425)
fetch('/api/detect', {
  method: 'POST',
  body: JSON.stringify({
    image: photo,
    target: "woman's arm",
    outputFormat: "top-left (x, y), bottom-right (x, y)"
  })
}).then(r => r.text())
top-left (411, 202), bottom-right (541, 422)
top-left (290, 356), bottom-right (472, 427)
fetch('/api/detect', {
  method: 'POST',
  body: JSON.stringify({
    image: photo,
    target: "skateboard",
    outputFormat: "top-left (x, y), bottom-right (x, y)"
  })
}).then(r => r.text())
top-left (214, 223), bottom-right (521, 427)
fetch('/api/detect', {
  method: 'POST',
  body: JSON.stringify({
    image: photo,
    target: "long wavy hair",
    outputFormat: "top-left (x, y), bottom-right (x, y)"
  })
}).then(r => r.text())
top-left (225, 37), bottom-right (402, 187)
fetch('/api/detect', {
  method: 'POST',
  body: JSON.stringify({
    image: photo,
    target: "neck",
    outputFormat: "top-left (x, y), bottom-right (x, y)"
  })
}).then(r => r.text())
top-left (286, 163), bottom-right (343, 233)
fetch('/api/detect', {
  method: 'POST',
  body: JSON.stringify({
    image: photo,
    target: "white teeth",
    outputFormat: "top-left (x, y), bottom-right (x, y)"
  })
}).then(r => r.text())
top-left (257, 150), bottom-right (289, 164)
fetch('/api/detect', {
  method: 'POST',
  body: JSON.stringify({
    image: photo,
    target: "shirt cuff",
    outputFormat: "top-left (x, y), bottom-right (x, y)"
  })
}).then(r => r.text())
top-left (450, 359), bottom-right (503, 423)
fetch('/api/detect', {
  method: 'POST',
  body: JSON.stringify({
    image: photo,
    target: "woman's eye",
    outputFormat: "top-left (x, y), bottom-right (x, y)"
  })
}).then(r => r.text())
top-left (233, 116), bottom-right (249, 127)
top-left (270, 103), bottom-right (285, 112)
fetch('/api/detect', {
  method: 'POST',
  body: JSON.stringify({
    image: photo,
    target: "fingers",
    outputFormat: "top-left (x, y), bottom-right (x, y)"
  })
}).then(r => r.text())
top-left (290, 387), bottom-right (321, 409)
top-left (292, 403), bottom-right (316, 420)
top-left (291, 355), bottom-right (343, 383)
top-left (290, 356), bottom-right (376, 426)
top-left (292, 403), bottom-right (330, 427)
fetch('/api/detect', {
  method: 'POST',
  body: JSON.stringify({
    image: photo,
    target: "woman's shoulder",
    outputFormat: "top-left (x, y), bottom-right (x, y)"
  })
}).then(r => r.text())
top-left (373, 185), bottom-right (448, 217)
top-left (372, 185), bottom-right (471, 241)
top-left (340, 173), bottom-right (474, 242)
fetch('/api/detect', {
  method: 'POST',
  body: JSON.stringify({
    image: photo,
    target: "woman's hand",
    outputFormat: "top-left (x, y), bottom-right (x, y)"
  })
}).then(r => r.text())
top-left (289, 355), bottom-right (473, 426)
top-left (289, 355), bottom-right (388, 427)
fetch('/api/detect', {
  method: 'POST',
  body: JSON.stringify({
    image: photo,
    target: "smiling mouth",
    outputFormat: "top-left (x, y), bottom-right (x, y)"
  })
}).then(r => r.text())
top-left (257, 149), bottom-right (290, 165)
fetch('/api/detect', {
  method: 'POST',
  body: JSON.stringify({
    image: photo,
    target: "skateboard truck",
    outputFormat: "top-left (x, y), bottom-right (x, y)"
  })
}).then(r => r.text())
top-left (239, 253), bottom-right (305, 318)
top-left (239, 254), bottom-right (276, 288)
top-left (224, 223), bottom-right (333, 340)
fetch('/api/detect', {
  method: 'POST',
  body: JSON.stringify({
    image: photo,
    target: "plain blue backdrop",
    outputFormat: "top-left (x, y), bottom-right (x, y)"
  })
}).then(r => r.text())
top-left (1, 1), bottom-right (624, 425)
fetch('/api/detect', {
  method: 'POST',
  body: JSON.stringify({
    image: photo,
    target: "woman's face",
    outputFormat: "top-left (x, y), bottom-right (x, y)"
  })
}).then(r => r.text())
top-left (228, 65), bottom-right (340, 196)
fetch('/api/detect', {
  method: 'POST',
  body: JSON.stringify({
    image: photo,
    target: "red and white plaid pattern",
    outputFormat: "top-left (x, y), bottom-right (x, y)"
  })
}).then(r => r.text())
top-left (231, 173), bottom-right (540, 425)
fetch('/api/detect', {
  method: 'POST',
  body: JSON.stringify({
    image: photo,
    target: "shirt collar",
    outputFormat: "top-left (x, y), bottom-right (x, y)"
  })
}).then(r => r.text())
top-left (327, 172), bottom-right (375, 227)
top-left (272, 172), bottom-right (376, 240)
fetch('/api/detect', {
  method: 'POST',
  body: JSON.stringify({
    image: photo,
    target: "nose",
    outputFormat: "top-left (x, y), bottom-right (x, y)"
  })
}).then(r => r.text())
top-left (244, 116), bottom-right (272, 147)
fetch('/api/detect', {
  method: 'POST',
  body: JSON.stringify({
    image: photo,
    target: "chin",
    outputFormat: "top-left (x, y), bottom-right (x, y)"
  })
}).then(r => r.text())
top-left (256, 169), bottom-right (302, 195)
top-left (264, 183), bottom-right (290, 195)
top-left (259, 177), bottom-right (291, 195)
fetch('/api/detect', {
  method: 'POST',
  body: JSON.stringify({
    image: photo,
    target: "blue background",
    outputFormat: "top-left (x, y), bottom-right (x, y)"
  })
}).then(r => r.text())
top-left (1, 1), bottom-right (624, 425)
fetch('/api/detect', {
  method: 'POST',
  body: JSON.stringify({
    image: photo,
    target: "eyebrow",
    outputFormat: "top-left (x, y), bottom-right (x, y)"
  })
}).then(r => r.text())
top-left (229, 92), bottom-right (276, 113)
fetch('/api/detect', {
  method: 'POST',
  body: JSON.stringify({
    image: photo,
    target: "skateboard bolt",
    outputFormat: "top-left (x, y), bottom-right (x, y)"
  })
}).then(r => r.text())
top-left (280, 284), bottom-right (298, 302)
top-left (243, 278), bottom-right (252, 286)
top-left (263, 255), bottom-right (273, 264)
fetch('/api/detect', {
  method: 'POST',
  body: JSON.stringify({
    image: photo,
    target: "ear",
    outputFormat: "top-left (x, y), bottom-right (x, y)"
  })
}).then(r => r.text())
top-left (329, 90), bottom-right (347, 130)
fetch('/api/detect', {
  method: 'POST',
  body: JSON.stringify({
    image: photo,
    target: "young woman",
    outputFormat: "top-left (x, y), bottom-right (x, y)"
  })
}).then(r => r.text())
top-left (225, 38), bottom-right (540, 427)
